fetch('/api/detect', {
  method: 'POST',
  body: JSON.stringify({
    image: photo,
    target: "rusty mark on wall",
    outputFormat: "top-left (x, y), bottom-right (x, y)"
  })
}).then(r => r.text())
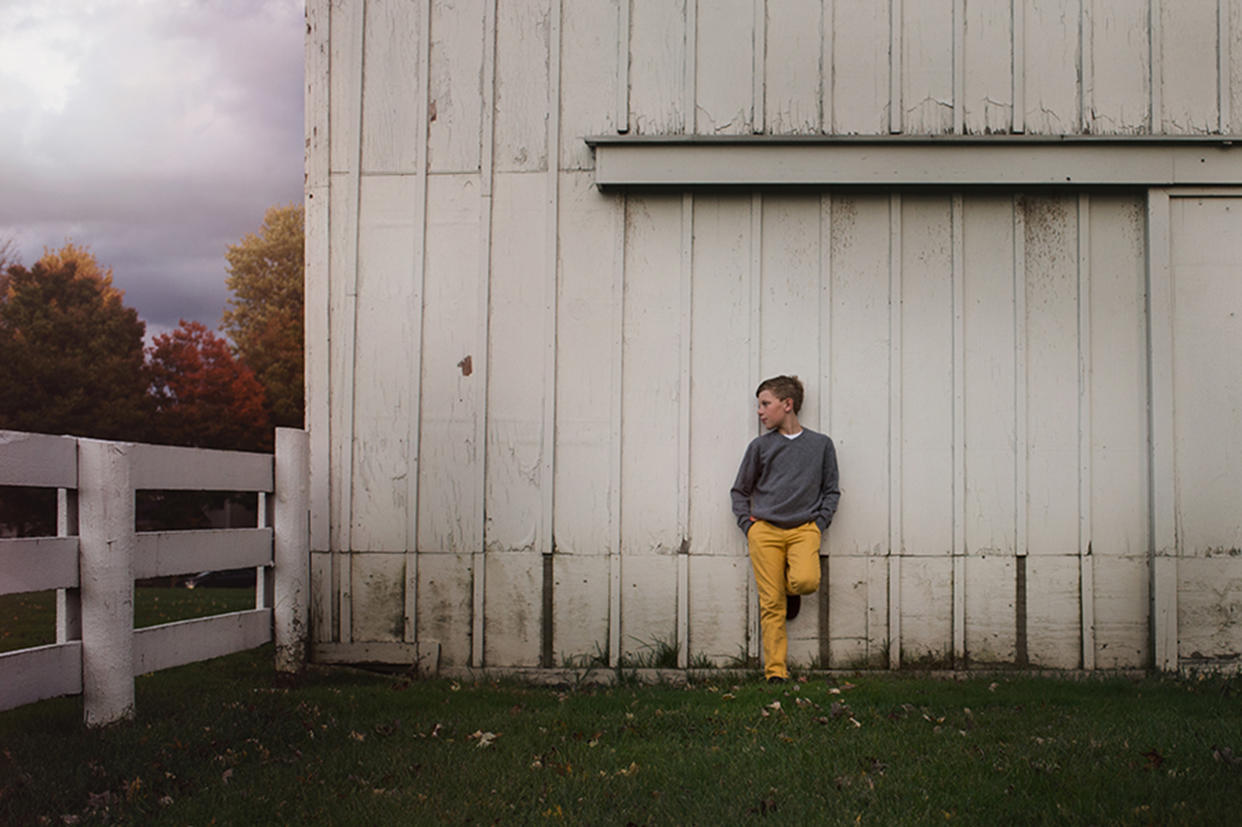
top-left (458, 355), bottom-right (473, 376)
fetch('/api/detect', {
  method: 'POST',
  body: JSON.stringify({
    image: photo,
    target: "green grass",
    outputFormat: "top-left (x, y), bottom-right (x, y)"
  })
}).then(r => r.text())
top-left (1, 588), bottom-right (255, 653)
top-left (3, 648), bottom-right (1241, 825)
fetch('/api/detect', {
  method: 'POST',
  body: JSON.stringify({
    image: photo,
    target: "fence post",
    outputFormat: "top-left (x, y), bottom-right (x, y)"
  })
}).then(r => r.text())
top-left (77, 439), bottom-right (135, 725)
top-left (273, 428), bottom-right (310, 672)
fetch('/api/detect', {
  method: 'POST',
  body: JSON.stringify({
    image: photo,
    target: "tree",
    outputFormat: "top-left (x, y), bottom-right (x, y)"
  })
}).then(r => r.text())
top-left (147, 320), bottom-right (272, 451)
top-left (0, 243), bottom-right (149, 439)
top-left (221, 204), bottom-right (304, 429)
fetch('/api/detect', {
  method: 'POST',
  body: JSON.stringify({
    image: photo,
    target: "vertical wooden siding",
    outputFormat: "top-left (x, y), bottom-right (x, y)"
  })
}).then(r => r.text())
top-left (307, 0), bottom-right (1242, 669)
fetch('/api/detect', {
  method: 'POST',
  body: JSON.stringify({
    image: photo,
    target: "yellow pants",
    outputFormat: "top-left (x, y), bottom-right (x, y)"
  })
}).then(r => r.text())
top-left (747, 520), bottom-right (822, 680)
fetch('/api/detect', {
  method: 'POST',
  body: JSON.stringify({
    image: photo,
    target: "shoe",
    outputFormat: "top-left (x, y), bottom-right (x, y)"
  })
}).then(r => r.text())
top-left (767, 675), bottom-right (786, 684)
top-left (786, 594), bottom-right (801, 621)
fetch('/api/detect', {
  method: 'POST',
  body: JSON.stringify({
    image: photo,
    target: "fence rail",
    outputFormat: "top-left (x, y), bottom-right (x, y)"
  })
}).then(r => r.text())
top-left (0, 428), bottom-right (309, 725)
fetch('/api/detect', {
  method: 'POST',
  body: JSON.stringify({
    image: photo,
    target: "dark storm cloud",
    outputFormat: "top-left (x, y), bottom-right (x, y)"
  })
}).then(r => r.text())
top-left (0, 1), bottom-right (304, 336)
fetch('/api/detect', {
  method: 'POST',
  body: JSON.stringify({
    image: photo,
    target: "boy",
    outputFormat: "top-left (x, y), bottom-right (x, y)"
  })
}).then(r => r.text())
top-left (730, 375), bottom-right (840, 683)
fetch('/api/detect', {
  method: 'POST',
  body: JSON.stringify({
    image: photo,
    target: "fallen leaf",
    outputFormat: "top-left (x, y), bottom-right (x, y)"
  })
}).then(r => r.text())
top-left (848, 717), bottom-right (862, 728)
top-left (766, 700), bottom-right (782, 712)
top-left (349, 731), bottom-right (366, 742)
top-left (1142, 749), bottom-right (1165, 770)
top-left (616, 762), bottom-right (640, 777)
top-left (222, 768), bottom-right (234, 784)
top-left (468, 730), bottom-right (500, 748)
top-left (1212, 745), bottom-right (1242, 766)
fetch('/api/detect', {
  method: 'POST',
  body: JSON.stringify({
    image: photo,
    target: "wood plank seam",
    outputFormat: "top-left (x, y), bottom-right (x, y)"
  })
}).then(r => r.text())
top-left (1012, 0), bottom-right (1025, 133)
top-left (951, 193), bottom-right (967, 665)
top-left (616, 0), bottom-right (630, 133)
top-left (888, 192), bottom-right (903, 669)
top-left (406, 0), bottom-right (433, 645)
top-left (1077, 192), bottom-right (1095, 669)
top-left (541, 0), bottom-right (563, 666)
top-left (1013, 193), bottom-right (1028, 563)
top-left (609, 190), bottom-right (626, 667)
top-left (818, 192), bottom-right (832, 668)
top-left (952, 0), bottom-right (964, 134)
top-left (683, 0), bottom-right (697, 133)
top-left (752, 0), bottom-right (765, 134)
top-left (1150, 0), bottom-right (1163, 132)
top-left (677, 191), bottom-right (693, 669)
top-left (473, 0), bottom-right (499, 668)
top-left (890, 0), bottom-right (903, 134)
top-left (339, 0), bottom-right (368, 644)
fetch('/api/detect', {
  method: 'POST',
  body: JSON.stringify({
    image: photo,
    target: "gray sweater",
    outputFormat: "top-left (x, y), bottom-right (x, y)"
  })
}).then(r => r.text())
top-left (730, 428), bottom-right (840, 535)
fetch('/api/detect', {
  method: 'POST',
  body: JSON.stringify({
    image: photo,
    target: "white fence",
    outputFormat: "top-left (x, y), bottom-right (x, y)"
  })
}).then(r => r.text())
top-left (0, 428), bottom-right (309, 725)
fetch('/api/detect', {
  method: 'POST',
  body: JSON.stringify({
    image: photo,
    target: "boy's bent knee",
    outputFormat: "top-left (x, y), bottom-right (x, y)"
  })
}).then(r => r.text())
top-left (787, 572), bottom-right (820, 595)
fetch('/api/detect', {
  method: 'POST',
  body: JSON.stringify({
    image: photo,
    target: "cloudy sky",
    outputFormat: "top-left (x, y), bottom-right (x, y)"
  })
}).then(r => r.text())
top-left (0, 0), bottom-right (304, 340)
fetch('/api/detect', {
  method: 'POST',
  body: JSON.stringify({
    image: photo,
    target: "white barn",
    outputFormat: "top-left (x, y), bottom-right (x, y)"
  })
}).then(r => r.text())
top-left (304, 0), bottom-right (1242, 673)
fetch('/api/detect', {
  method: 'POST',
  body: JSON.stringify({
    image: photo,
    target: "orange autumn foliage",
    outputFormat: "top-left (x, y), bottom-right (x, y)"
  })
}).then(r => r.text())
top-left (147, 320), bottom-right (271, 451)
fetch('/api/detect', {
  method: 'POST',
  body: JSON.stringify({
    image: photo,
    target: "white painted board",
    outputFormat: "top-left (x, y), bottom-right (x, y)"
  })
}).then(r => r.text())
top-left (350, 552), bottom-right (406, 642)
top-left (900, 195), bottom-right (954, 556)
top-left (620, 194), bottom-right (683, 556)
top-left (494, 0), bottom-right (550, 172)
top-left (693, 0), bottom-right (753, 135)
top-left (688, 193), bottom-right (753, 557)
top-left (417, 552), bottom-right (474, 666)
top-left (830, 0), bottom-right (889, 134)
top-left (351, 176), bottom-right (418, 552)
top-left (554, 173), bottom-right (620, 556)
top-left (764, 0), bottom-right (821, 134)
top-left (1023, 194), bottom-right (1080, 557)
top-left (961, 0), bottom-right (1012, 133)
top-left (419, 173), bottom-right (485, 554)
top-left (561, 0), bottom-right (620, 168)
top-left (552, 553), bottom-right (611, 665)
top-left (360, 0), bottom-right (424, 173)
top-left (963, 195), bottom-right (1016, 557)
top-left (483, 551), bottom-right (542, 666)
top-left (486, 172), bottom-right (547, 553)
top-left (828, 194), bottom-right (889, 556)
top-left (1160, 0), bottom-right (1219, 133)
top-left (429, 0), bottom-right (485, 173)
top-left (1089, 0), bottom-right (1149, 133)
top-left (902, 0), bottom-right (954, 134)
top-left (1022, 0), bottom-right (1080, 133)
